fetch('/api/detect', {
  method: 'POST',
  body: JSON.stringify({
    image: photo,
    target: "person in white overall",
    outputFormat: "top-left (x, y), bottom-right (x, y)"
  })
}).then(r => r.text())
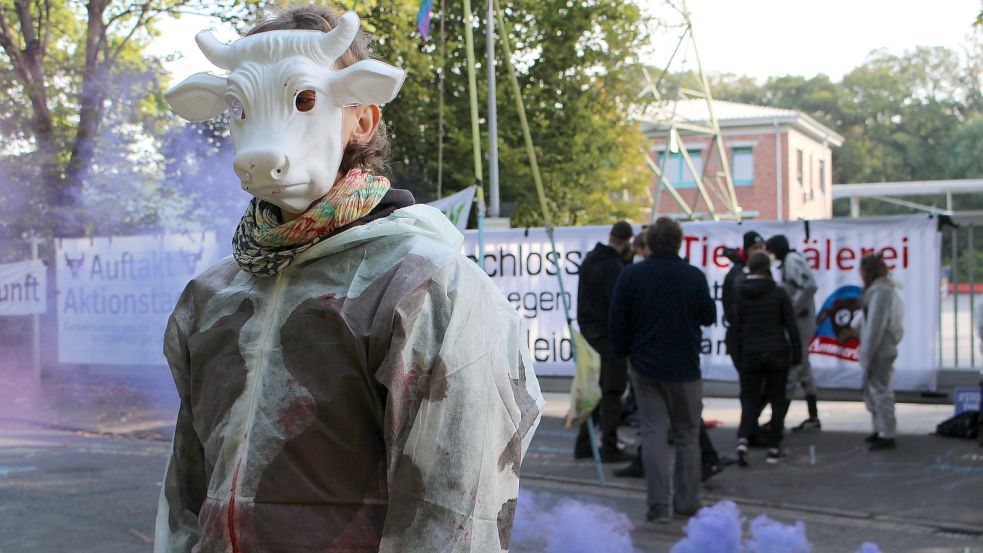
top-left (765, 235), bottom-right (822, 432)
top-left (857, 253), bottom-right (904, 451)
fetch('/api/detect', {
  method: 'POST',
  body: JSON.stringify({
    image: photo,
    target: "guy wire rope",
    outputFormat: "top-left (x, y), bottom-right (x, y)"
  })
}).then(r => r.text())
top-left (492, 0), bottom-right (606, 485)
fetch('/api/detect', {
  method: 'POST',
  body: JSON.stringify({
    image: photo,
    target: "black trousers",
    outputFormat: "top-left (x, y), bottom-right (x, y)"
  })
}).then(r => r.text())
top-left (738, 352), bottom-right (790, 448)
top-left (575, 336), bottom-right (628, 452)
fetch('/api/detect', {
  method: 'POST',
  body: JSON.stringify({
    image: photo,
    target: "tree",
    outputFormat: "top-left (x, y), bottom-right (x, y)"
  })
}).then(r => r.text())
top-left (710, 45), bottom-right (980, 186)
top-left (0, 0), bottom-right (260, 237)
top-left (350, 0), bottom-right (651, 227)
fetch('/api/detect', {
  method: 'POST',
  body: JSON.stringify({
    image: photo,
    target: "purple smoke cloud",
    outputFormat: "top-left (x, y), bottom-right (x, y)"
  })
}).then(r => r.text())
top-left (512, 490), bottom-right (637, 553)
top-left (669, 501), bottom-right (880, 553)
top-left (744, 516), bottom-right (812, 553)
top-left (670, 500), bottom-right (743, 553)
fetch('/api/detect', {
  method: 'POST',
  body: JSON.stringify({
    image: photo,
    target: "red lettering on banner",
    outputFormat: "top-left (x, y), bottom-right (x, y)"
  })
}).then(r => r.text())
top-left (683, 235), bottom-right (700, 263)
top-left (902, 237), bottom-right (909, 268)
top-left (713, 245), bottom-right (730, 268)
top-left (803, 247), bottom-right (820, 270)
top-left (881, 247), bottom-right (898, 269)
top-left (837, 248), bottom-right (856, 270)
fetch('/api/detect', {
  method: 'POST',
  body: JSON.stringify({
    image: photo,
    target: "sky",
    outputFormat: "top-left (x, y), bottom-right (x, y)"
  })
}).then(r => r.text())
top-left (151, 0), bottom-right (982, 84)
top-left (642, 0), bottom-right (980, 80)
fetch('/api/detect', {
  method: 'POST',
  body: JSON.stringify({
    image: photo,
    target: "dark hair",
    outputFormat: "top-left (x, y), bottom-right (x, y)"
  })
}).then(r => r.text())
top-left (646, 217), bottom-right (683, 256)
top-left (632, 232), bottom-right (647, 249)
top-left (860, 252), bottom-right (889, 287)
top-left (746, 251), bottom-right (771, 276)
top-left (247, 5), bottom-right (390, 175)
top-left (609, 221), bottom-right (633, 246)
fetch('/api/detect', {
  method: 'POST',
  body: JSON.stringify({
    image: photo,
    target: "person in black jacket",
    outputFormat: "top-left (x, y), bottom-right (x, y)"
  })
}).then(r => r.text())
top-left (721, 231), bottom-right (766, 372)
top-left (574, 221), bottom-right (634, 462)
top-left (610, 217), bottom-right (716, 523)
top-left (732, 252), bottom-right (802, 466)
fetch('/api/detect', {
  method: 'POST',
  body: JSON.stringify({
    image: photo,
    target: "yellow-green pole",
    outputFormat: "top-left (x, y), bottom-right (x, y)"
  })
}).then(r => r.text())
top-left (461, 0), bottom-right (486, 270)
top-left (493, 0), bottom-right (605, 486)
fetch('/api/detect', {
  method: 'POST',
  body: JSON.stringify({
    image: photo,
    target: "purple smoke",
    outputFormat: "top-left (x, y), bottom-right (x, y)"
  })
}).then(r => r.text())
top-left (670, 501), bottom-right (881, 553)
top-left (512, 490), bottom-right (637, 553)
top-left (744, 516), bottom-right (812, 553)
top-left (670, 500), bottom-right (743, 553)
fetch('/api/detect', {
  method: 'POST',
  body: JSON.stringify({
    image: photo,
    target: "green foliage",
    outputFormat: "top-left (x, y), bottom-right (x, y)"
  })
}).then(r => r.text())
top-left (710, 44), bottom-right (983, 188)
top-left (351, 0), bottom-right (651, 227)
top-left (0, 0), bottom-right (262, 238)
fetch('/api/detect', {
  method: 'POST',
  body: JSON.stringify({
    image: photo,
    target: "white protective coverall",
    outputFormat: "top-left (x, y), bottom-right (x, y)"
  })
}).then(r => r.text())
top-left (154, 203), bottom-right (544, 553)
top-left (778, 250), bottom-right (819, 396)
top-left (859, 277), bottom-right (904, 439)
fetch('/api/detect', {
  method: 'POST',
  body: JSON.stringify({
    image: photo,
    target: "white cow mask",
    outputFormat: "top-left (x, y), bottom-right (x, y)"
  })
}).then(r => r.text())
top-left (165, 12), bottom-right (406, 214)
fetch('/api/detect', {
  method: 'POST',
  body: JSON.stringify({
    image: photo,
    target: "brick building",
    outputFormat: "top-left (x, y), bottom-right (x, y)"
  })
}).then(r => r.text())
top-left (640, 100), bottom-right (844, 221)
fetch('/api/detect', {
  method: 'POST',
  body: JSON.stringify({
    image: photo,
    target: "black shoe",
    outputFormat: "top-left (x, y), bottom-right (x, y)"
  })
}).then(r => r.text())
top-left (737, 444), bottom-right (750, 467)
top-left (646, 504), bottom-right (670, 523)
top-left (613, 460), bottom-right (644, 478)
top-left (863, 432), bottom-right (879, 443)
top-left (674, 505), bottom-right (703, 519)
top-left (792, 418), bottom-right (822, 432)
top-left (765, 448), bottom-right (785, 464)
top-left (868, 437), bottom-right (896, 451)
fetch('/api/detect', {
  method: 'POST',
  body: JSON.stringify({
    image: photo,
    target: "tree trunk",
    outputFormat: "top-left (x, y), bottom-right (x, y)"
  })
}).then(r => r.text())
top-left (63, 0), bottom-right (110, 229)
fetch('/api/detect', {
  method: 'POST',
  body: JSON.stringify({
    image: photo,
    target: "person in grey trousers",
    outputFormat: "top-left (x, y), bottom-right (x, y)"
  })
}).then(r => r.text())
top-left (609, 217), bottom-right (716, 523)
top-left (766, 235), bottom-right (822, 432)
top-left (857, 252), bottom-right (904, 450)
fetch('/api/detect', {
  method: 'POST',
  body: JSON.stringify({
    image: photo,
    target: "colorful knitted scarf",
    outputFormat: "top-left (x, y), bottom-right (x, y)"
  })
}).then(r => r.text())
top-left (233, 168), bottom-right (391, 277)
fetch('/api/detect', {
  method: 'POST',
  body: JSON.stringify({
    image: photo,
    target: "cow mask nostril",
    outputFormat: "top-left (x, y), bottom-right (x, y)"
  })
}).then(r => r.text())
top-left (295, 90), bottom-right (316, 112)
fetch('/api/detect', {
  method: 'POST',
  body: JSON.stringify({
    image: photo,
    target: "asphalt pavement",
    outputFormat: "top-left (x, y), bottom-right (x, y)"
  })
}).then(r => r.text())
top-left (1, 374), bottom-right (982, 552)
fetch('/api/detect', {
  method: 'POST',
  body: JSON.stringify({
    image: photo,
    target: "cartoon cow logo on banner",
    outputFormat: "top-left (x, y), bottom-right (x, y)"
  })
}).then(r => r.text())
top-left (810, 284), bottom-right (863, 362)
top-left (163, 12), bottom-right (405, 214)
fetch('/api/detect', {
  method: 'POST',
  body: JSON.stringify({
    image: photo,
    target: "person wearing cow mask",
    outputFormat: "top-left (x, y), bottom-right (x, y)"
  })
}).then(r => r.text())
top-left (155, 6), bottom-right (543, 553)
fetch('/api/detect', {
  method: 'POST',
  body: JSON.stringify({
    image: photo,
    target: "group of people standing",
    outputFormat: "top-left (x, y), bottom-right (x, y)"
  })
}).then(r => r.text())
top-left (574, 218), bottom-right (905, 523)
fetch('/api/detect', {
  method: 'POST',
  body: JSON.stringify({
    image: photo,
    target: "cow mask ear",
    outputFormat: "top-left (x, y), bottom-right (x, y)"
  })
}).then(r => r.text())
top-left (165, 72), bottom-right (228, 122)
top-left (328, 59), bottom-right (406, 107)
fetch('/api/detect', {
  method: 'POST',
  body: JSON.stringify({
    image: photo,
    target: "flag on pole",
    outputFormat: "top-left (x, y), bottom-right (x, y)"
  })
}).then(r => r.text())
top-left (417, 0), bottom-right (435, 41)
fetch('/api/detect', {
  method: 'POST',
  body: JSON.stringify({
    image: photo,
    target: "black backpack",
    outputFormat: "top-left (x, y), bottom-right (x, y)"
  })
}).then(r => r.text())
top-left (935, 411), bottom-right (980, 439)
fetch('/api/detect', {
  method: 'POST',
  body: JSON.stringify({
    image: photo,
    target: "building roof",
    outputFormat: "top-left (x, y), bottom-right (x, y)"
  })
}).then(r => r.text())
top-left (638, 99), bottom-right (844, 147)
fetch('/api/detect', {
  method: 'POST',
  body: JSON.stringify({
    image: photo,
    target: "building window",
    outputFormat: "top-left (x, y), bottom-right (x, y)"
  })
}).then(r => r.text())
top-left (809, 154), bottom-right (815, 199)
top-left (731, 147), bottom-right (753, 187)
top-left (656, 149), bottom-right (703, 190)
top-left (819, 159), bottom-right (826, 192)
top-left (796, 149), bottom-right (804, 186)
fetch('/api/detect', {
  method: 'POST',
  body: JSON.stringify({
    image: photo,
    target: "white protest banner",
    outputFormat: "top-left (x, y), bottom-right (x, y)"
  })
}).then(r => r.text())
top-left (0, 260), bottom-right (46, 316)
top-left (464, 215), bottom-right (941, 391)
top-left (56, 232), bottom-right (221, 365)
top-left (428, 186), bottom-right (475, 232)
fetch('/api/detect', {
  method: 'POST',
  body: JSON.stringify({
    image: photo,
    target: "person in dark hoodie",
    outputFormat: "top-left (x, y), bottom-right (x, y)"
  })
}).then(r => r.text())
top-left (722, 231), bottom-right (766, 373)
top-left (610, 217), bottom-right (715, 522)
top-left (733, 252), bottom-right (802, 466)
top-left (574, 221), bottom-right (634, 462)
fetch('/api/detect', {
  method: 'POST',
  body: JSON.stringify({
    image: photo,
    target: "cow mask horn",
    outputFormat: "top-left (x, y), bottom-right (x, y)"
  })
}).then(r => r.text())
top-left (164, 12), bottom-right (406, 214)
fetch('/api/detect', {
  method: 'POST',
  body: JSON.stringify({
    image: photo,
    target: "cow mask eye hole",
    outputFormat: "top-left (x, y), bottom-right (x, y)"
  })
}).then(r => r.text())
top-left (230, 99), bottom-right (246, 120)
top-left (296, 90), bottom-right (316, 112)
